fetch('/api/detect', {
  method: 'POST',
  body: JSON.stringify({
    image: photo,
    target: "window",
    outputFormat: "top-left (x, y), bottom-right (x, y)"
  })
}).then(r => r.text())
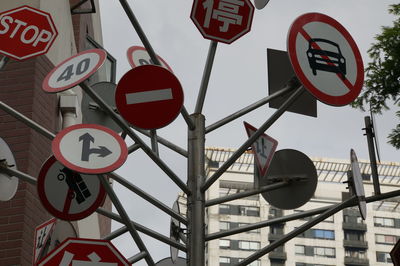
top-left (219, 239), bottom-right (230, 249)
top-left (344, 231), bottom-right (365, 241)
top-left (220, 221), bottom-right (230, 231)
top-left (376, 251), bottom-right (392, 263)
top-left (375, 234), bottom-right (397, 245)
top-left (345, 248), bottom-right (366, 259)
top-left (270, 224), bottom-right (284, 235)
top-left (238, 223), bottom-right (260, 234)
top-left (239, 206), bottom-right (260, 217)
top-left (314, 247), bottom-right (335, 258)
top-left (374, 217), bottom-right (395, 227)
top-left (238, 240), bottom-right (260, 250)
top-left (219, 204), bottom-right (230, 215)
top-left (219, 256), bottom-right (231, 264)
top-left (314, 229), bottom-right (335, 240)
top-left (295, 245), bottom-right (305, 255)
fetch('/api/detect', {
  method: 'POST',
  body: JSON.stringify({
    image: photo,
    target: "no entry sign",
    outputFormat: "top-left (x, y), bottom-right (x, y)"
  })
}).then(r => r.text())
top-left (37, 156), bottom-right (106, 221)
top-left (38, 238), bottom-right (130, 266)
top-left (287, 13), bottom-right (364, 106)
top-left (190, 0), bottom-right (254, 44)
top-left (42, 49), bottom-right (107, 93)
top-left (115, 65), bottom-right (184, 130)
top-left (0, 5), bottom-right (58, 61)
top-left (52, 124), bottom-right (128, 174)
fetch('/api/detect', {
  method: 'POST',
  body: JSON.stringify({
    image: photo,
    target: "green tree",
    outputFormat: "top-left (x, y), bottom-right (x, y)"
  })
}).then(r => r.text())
top-left (352, 3), bottom-right (400, 149)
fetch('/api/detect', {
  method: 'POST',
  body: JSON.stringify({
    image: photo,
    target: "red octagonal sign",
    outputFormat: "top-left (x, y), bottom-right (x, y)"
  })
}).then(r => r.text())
top-left (37, 238), bottom-right (130, 266)
top-left (0, 5), bottom-right (58, 61)
top-left (191, 0), bottom-right (254, 44)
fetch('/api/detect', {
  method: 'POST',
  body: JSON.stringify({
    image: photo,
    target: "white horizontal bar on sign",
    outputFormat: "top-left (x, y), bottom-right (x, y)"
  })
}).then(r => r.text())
top-left (126, 88), bottom-right (173, 105)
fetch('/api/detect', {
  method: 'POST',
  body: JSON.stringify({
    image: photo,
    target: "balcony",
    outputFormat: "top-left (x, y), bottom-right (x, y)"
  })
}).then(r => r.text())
top-left (343, 240), bottom-right (368, 249)
top-left (268, 233), bottom-right (283, 241)
top-left (344, 256), bottom-right (369, 265)
top-left (342, 222), bottom-right (367, 231)
top-left (268, 251), bottom-right (287, 260)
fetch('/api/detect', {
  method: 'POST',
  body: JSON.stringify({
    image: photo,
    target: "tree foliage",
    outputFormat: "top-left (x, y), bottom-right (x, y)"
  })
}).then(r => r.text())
top-left (352, 4), bottom-right (400, 149)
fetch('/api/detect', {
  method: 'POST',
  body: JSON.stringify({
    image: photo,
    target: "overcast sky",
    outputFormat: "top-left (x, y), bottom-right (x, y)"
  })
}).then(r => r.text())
top-left (98, 0), bottom-right (399, 264)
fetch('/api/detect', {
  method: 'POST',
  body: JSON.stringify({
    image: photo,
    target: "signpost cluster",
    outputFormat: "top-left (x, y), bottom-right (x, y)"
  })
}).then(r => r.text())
top-left (0, 2), bottom-right (399, 266)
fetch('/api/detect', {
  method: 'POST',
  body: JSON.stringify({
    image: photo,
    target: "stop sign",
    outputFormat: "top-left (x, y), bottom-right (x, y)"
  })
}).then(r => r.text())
top-left (190, 0), bottom-right (254, 44)
top-left (0, 5), bottom-right (58, 61)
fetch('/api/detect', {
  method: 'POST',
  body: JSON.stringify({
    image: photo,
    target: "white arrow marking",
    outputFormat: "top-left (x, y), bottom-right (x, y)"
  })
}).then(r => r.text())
top-left (125, 88), bottom-right (173, 105)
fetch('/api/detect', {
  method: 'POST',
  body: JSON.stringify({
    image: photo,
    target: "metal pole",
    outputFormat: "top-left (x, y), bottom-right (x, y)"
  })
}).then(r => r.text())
top-left (195, 41), bottom-right (218, 114)
top-left (205, 84), bottom-right (295, 133)
top-left (202, 86), bottom-right (305, 192)
top-left (128, 252), bottom-right (148, 264)
top-left (205, 181), bottom-right (288, 207)
top-left (109, 171), bottom-right (188, 225)
top-left (80, 81), bottom-right (190, 194)
top-left (364, 116), bottom-right (381, 194)
top-left (0, 56), bottom-right (10, 71)
top-left (98, 174), bottom-right (156, 265)
top-left (236, 196), bottom-right (357, 266)
top-left (187, 114), bottom-right (206, 266)
top-left (0, 101), bottom-right (55, 140)
top-left (102, 226), bottom-right (128, 241)
top-left (150, 129), bottom-right (159, 156)
top-left (0, 166), bottom-right (37, 185)
top-left (96, 208), bottom-right (187, 252)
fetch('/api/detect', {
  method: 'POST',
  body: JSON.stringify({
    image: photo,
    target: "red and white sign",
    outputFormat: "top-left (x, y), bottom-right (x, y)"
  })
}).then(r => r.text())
top-left (37, 238), bottom-right (130, 266)
top-left (42, 49), bottom-right (107, 93)
top-left (52, 124), bottom-right (128, 174)
top-left (127, 45), bottom-right (173, 72)
top-left (244, 122), bottom-right (278, 177)
top-left (34, 218), bottom-right (57, 264)
top-left (37, 156), bottom-right (106, 221)
top-left (115, 65), bottom-right (184, 129)
top-left (0, 5), bottom-right (58, 61)
top-left (287, 13), bottom-right (364, 106)
top-left (190, 0), bottom-right (254, 44)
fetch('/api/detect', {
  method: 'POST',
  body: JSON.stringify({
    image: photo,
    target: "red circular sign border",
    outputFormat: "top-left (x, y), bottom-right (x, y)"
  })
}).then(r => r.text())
top-left (126, 45), bottom-right (173, 72)
top-left (52, 124), bottom-right (128, 174)
top-left (37, 156), bottom-right (107, 221)
top-left (42, 49), bottom-right (107, 93)
top-left (0, 5), bottom-right (58, 61)
top-left (115, 65), bottom-right (184, 130)
top-left (287, 12), bottom-right (364, 106)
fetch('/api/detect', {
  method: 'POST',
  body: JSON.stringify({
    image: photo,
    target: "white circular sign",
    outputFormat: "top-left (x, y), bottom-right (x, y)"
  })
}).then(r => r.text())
top-left (0, 137), bottom-right (18, 201)
top-left (126, 46), bottom-right (173, 72)
top-left (287, 13), bottom-right (364, 106)
top-left (42, 49), bottom-right (107, 93)
top-left (52, 124), bottom-right (128, 174)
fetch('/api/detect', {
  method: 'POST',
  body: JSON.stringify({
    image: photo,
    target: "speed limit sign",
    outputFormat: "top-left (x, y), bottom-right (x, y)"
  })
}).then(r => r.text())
top-left (126, 46), bottom-right (173, 72)
top-left (42, 49), bottom-right (107, 93)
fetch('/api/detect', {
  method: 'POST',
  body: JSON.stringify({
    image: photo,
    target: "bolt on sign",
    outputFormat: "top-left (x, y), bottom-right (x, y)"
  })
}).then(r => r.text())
top-left (191, 0), bottom-right (254, 44)
top-left (0, 5), bottom-right (58, 60)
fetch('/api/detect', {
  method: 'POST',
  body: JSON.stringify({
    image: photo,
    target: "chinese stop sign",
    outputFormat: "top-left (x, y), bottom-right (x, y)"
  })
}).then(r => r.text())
top-left (191, 0), bottom-right (254, 44)
top-left (0, 5), bottom-right (58, 61)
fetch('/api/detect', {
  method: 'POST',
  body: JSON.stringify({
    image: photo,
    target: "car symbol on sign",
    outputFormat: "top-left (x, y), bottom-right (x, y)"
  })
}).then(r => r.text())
top-left (306, 38), bottom-right (346, 80)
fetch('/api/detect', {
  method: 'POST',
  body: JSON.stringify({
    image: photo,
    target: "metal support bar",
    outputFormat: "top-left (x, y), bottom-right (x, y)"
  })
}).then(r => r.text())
top-left (102, 226), bottom-right (128, 241)
top-left (0, 56), bottom-right (10, 71)
top-left (98, 175), bottom-right (155, 266)
top-left (205, 84), bottom-right (295, 133)
top-left (150, 129), bottom-right (159, 156)
top-left (96, 208), bottom-right (187, 252)
top-left (364, 116), bottom-right (381, 194)
top-left (194, 41), bottom-right (218, 114)
top-left (181, 106), bottom-right (196, 130)
top-left (80, 81), bottom-right (190, 195)
top-left (128, 143), bottom-right (141, 154)
top-left (0, 101), bottom-right (55, 140)
top-left (109, 172), bottom-right (188, 225)
top-left (205, 181), bottom-right (288, 207)
top-left (187, 114), bottom-right (206, 266)
top-left (237, 196), bottom-right (357, 266)
top-left (133, 127), bottom-right (188, 157)
top-left (202, 86), bottom-right (305, 192)
top-left (0, 166), bottom-right (37, 185)
top-left (128, 252), bottom-right (148, 264)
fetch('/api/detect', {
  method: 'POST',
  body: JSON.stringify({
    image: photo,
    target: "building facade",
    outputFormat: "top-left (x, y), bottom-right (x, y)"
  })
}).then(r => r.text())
top-left (204, 147), bottom-right (400, 266)
top-left (0, 1), bottom-right (111, 265)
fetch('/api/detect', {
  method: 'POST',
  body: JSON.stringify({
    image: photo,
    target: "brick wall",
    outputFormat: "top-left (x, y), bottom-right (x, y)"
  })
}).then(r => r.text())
top-left (0, 56), bottom-right (58, 265)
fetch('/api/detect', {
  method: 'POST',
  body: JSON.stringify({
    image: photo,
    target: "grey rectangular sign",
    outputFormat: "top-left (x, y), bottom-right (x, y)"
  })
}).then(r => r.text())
top-left (267, 48), bottom-right (317, 117)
